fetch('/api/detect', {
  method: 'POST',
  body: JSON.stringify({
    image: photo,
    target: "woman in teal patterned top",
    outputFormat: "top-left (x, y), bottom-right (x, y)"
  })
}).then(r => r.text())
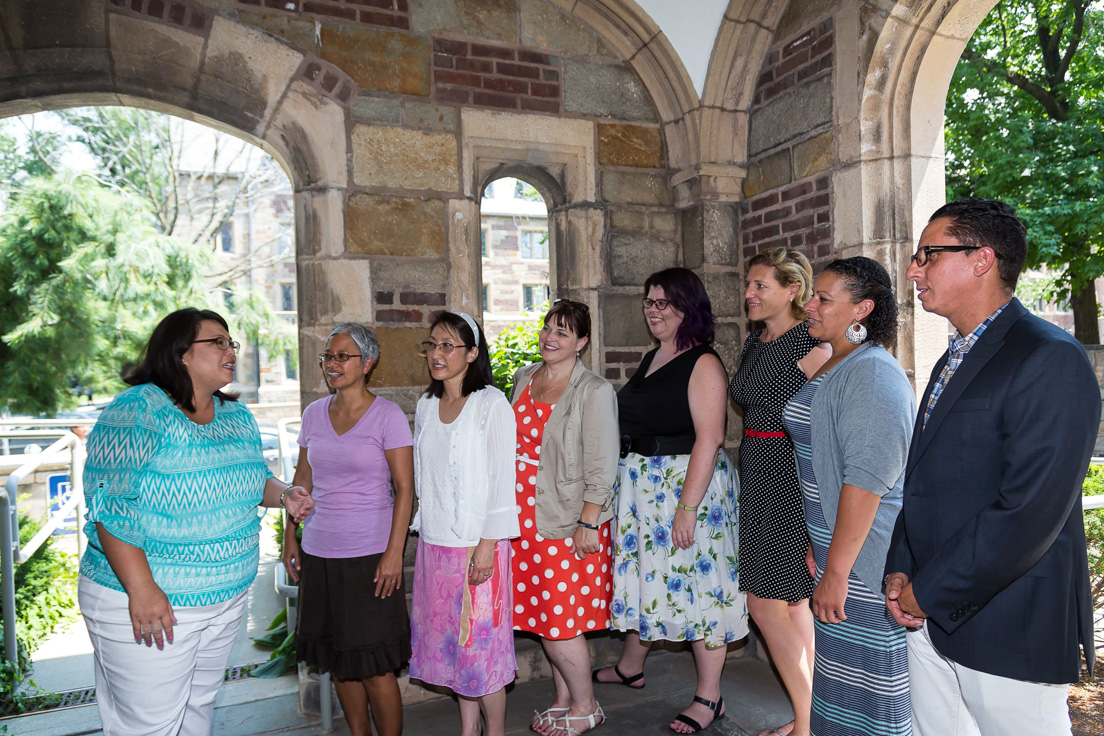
top-left (78, 308), bottom-right (314, 736)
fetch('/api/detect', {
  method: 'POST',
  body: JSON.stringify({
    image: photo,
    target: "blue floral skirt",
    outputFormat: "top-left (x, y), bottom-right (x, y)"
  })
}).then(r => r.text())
top-left (609, 451), bottom-right (748, 647)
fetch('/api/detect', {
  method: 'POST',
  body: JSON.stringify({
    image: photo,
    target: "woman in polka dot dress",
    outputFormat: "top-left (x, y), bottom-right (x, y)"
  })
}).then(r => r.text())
top-left (509, 300), bottom-right (620, 736)
top-left (729, 248), bottom-right (829, 736)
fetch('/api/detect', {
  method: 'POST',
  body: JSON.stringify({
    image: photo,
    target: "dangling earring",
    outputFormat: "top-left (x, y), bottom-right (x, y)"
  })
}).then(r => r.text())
top-left (845, 321), bottom-right (867, 345)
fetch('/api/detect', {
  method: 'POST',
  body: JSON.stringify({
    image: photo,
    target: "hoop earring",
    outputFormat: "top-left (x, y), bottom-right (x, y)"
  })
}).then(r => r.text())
top-left (845, 322), bottom-right (867, 345)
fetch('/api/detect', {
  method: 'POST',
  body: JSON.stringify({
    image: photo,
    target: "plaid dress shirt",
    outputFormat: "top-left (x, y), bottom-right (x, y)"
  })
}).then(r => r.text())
top-left (922, 303), bottom-right (1009, 429)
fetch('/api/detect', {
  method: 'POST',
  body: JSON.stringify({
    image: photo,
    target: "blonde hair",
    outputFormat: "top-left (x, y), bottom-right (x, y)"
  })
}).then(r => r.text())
top-left (747, 247), bottom-right (814, 321)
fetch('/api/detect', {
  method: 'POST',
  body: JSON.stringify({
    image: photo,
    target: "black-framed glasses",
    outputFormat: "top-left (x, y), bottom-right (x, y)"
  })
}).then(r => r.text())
top-left (193, 337), bottom-right (240, 352)
top-left (419, 340), bottom-right (465, 357)
top-left (910, 245), bottom-right (990, 266)
top-left (553, 298), bottom-right (590, 312)
top-left (642, 297), bottom-right (671, 311)
top-left (319, 352), bottom-right (362, 364)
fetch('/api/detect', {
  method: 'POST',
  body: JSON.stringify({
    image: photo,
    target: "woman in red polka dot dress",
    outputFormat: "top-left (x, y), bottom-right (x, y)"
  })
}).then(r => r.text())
top-left (509, 300), bottom-right (620, 736)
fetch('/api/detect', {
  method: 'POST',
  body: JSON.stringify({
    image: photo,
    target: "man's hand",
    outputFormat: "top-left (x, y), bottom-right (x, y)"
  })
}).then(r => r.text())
top-left (885, 572), bottom-right (926, 627)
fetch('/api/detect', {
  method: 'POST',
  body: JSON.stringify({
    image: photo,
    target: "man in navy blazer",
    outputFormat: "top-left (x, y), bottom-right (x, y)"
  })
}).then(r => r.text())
top-left (885, 199), bottom-right (1099, 735)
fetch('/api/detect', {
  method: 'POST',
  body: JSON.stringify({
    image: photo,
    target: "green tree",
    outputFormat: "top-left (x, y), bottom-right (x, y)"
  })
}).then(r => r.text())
top-left (945, 0), bottom-right (1104, 343)
top-left (0, 176), bottom-right (209, 415)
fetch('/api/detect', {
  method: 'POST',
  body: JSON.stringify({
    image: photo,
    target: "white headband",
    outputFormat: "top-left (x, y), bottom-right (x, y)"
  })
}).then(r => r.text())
top-left (455, 311), bottom-right (481, 344)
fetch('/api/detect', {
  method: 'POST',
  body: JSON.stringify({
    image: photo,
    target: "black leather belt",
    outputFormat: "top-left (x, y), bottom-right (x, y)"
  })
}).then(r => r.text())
top-left (620, 433), bottom-right (696, 458)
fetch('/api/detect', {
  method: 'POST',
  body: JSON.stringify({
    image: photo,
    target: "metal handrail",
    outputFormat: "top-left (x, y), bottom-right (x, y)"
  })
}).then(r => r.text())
top-left (0, 431), bottom-right (84, 664)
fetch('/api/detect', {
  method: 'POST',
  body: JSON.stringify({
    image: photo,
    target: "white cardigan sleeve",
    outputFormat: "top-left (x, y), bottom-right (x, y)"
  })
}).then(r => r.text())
top-left (409, 396), bottom-right (430, 534)
top-left (479, 393), bottom-right (520, 541)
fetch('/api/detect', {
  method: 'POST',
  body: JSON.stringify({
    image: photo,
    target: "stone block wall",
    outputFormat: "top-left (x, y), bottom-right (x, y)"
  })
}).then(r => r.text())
top-left (742, 7), bottom-right (835, 268)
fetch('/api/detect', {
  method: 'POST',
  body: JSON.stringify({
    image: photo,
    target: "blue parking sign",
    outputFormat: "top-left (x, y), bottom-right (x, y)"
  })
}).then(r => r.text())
top-left (48, 474), bottom-right (77, 533)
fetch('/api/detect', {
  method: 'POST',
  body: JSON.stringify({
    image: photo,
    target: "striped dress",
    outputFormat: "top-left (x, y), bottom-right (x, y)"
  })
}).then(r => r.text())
top-left (782, 377), bottom-right (911, 736)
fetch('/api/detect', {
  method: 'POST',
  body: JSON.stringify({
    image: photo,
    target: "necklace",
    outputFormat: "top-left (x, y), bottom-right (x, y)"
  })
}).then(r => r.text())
top-left (533, 365), bottom-right (569, 404)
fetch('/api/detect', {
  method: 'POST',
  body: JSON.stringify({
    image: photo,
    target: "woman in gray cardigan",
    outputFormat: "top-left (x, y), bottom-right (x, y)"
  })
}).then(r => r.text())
top-left (509, 300), bottom-right (620, 736)
top-left (780, 257), bottom-right (914, 736)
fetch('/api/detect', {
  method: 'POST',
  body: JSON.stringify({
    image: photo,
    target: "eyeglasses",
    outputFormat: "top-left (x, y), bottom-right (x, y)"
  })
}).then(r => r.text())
top-left (193, 337), bottom-right (240, 352)
top-left (910, 245), bottom-right (987, 266)
top-left (553, 298), bottom-right (589, 312)
top-left (319, 352), bottom-right (362, 364)
top-left (641, 297), bottom-right (672, 311)
top-left (420, 340), bottom-right (465, 356)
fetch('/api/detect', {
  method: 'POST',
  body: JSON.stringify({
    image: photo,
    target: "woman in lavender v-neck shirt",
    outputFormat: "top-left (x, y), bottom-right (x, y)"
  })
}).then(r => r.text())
top-left (283, 323), bottom-right (414, 736)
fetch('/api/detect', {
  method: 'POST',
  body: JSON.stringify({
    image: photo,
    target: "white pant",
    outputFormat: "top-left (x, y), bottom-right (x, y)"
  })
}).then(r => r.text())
top-left (79, 576), bottom-right (248, 736)
top-left (907, 622), bottom-right (1072, 736)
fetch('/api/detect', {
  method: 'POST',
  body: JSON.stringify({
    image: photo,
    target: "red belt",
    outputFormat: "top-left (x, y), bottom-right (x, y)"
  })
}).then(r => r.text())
top-left (744, 429), bottom-right (787, 438)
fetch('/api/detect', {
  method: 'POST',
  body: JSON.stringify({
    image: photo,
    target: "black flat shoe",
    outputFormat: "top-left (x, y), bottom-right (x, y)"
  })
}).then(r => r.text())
top-left (669, 695), bottom-right (725, 734)
top-left (591, 664), bottom-right (645, 689)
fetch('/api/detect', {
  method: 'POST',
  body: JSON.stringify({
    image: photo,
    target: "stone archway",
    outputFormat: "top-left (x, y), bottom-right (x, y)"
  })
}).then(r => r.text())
top-left (0, 0), bottom-right (355, 396)
top-left (836, 0), bottom-right (998, 391)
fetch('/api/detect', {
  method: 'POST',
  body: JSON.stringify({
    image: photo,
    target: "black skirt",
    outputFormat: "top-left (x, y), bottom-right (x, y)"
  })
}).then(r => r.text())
top-left (295, 550), bottom-right (412, 681)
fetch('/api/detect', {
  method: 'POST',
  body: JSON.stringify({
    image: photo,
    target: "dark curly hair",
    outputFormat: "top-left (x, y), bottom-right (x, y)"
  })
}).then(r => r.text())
top-left (822, 257), bottom-right (898, 349)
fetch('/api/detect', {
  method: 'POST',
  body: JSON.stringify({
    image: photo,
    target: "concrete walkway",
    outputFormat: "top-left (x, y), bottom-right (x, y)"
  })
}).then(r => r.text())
top-left (9, 648), bottom-right (793, 736)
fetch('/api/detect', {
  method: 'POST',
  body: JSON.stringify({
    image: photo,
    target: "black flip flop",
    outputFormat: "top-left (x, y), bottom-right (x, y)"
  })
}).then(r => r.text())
top-left (591, 664), bottom-right (645, 689)
top-left (669, 695), bottom-right (725, 734)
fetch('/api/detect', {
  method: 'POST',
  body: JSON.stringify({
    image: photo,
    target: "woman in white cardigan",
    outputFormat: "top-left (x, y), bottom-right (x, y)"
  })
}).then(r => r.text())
top-left (408, 311), bottom-right (520, 736)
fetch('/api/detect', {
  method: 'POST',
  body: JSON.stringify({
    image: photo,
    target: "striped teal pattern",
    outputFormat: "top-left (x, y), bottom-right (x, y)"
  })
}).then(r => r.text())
top-left (80, 383), bottom-right (272, 607)
top-left (783, 378), bottom-right (912, 736)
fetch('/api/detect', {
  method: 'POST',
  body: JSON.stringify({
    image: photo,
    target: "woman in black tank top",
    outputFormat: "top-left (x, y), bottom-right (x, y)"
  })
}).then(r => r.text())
top-left (592, 268), bottom-right (748, 735)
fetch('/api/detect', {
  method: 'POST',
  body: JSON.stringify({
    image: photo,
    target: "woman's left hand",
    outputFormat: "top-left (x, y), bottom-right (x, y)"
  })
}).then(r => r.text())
top-left (672, 507), bottom-right (697, 550)
top-left (468, 541), bottom-right (495, 585)
top-left (283, 485), bottom-right (313, 523)
top-left (374, 548), bottom-right (403, 599)
top-left (812, 570), bottom-right (849, 623)
top-left (573, 526), bottom-right (600, 560)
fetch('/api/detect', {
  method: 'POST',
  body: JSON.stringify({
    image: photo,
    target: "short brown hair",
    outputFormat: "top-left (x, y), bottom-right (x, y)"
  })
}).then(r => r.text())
top-left (544, 299), bottom-right (591, 343)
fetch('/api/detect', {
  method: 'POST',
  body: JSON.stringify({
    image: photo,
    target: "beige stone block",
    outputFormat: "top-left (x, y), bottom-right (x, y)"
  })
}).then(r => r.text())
top-left (236, 10), bottom-right (319, 54)
top-left (571, 0), bottom-right (652, 60)
top-left (610, 209), bottom-right (646, 231)
top-left (597, 123), bottom-right (664, 168)
top-left (403, 101), bottom-right (459, 131)
top-left (520, 0), bottom-right (594, 55)
top-left (348, 194), bottom-right (447, 257)
top-left (794, 132), bottom-right (834, 180)
top-left (109, 15), bottom-right (203, 107)
top-left (352, 125), bottom-right (460, 192)
top-left (649, 211), bottom-right (677, 234)
top-left (295, 188), bottom-right (347, 258)
top-left (370, 327), bottom-right (430, 388)
top-left (609, 232), bottom-right (678, 286)
top-left (601, 170), bottom-right (671, 207)
top-left (201, 16), bottom-right (303, 129)
top-left (601, 293), bottom-right (653, 347)
top-left (372, 259), bottom-right (450, 293)
top-left (297, 258), bottom-right (371, 326)
top-left (265, 80), bottom-right (348, 189)
top-left (409, 0), bottom-right (517, 43)
top-left (320, 24), bottom-right (431, 97)
top-left (448, 198), bottom-right (482, 315)
top-left (743, 150), bottom-right (792, 198)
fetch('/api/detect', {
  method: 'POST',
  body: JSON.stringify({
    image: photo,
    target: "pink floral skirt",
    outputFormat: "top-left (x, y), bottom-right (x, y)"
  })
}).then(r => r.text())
top-left (409, 539), bottom-right (516, 697)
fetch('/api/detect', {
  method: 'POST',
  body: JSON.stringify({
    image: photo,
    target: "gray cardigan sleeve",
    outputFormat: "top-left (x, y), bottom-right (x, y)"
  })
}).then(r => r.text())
top-left (833, 357), bottom-right (915, 496)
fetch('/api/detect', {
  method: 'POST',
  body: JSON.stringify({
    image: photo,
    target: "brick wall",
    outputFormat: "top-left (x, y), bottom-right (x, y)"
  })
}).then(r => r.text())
top-left (432, 38), bottom-right (561, 114)
top-left (236, 0), bottom-right (410, 30)
top-left (374, 290), bottom-right (447, 323)
top-left (742, 12), bottom-right (835, 266)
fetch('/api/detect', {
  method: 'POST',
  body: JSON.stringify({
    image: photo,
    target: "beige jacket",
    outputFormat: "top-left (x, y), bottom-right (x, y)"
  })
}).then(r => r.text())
top-left (511, 360), bottom-right (620, 539)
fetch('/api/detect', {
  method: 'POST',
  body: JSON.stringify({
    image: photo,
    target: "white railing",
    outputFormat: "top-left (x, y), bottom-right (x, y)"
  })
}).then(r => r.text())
top-left (0, 430), bottom-right (84, 664)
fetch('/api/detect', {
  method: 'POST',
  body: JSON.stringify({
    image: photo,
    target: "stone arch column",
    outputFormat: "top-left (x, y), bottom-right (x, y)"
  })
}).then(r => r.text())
top-left (0, 0), bottom-right (356, 395)
top-left (835, 0), bottom-right (997, 391)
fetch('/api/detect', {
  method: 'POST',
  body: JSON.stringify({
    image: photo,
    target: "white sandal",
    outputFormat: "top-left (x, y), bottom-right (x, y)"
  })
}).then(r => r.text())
top-left (533, 706), bottom-right (570, 733)
top-left (550, 703), bottom-right (606, 736)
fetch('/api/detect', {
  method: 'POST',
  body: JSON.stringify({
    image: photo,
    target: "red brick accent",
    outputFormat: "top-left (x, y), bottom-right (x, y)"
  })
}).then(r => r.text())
top-left (234, 0), bottom-right (410, 31)
top-left (375, 291), bottom-right (395, 305)
top-left (432, 36), bottom-right (561, 114)
top-left (297, 57), bottom-right (357, 107)
top-left (743, 174), bottom-right (832, 263)
top-left (399, 291), bottom-right (446, 306)
top-left (605, 367), bottom-right (621, 380)
top-left (377, 309), bottom-right (423, 323)
top-left (753, 16), bottom-right (834, 106)
top-left (605, 350), bottom-right (643, 363)
top-left (109, 0), bottom-right (211, 35)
